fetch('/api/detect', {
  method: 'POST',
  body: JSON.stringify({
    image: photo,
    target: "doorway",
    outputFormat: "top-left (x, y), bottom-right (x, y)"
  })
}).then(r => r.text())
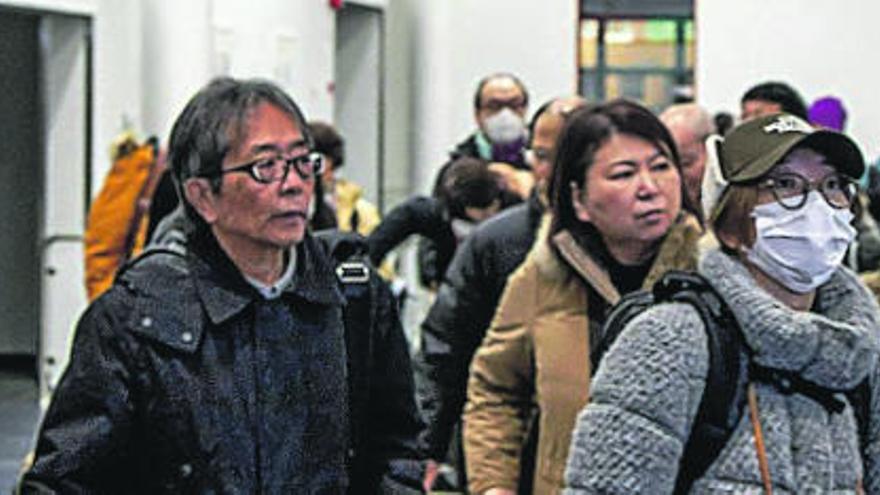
top-left (334, 3), bottom-right (385, 210)
top-left (0, 6), bottom-right (91, 489)
top-left (0, 10), bottom-right (42, 362)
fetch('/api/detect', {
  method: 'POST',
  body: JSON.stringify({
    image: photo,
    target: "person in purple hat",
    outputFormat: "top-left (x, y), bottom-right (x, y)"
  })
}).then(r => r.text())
top-left (809, 96), bottom-right (848, 131)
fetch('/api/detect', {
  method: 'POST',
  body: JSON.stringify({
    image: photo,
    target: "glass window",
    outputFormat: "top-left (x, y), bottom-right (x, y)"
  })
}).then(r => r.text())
top-left (684, 20), bottom-right (695, 69)
top-left (578, 16), bottom-right (695, 110)
top-left (606, 20), bottom-right (676, 68)
top-left (580, 19), bottom-right (599, 68)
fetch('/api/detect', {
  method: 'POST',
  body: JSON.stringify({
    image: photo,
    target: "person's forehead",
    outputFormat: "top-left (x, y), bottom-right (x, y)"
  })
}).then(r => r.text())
top-left (774, 147), bottom-right (834, 176)
top-left (480, 77), bottom-right (523, 101)
top-left (666, 122), bottom-right (701, 147)
top-left (743, 99), bottom-right (782, 112)
top-left (228, 103), bottom-right (305, 157)
top-left (533, 112), bottom-right (564, 142)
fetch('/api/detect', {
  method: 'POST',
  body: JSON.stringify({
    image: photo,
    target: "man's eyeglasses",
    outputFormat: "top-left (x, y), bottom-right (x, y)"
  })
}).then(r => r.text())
top-left (216, 152), bottom-right (324, 184)
top-left (757, 172), bottom-right (857, 210)
top-left (480, 97), bottom-right (526, 113)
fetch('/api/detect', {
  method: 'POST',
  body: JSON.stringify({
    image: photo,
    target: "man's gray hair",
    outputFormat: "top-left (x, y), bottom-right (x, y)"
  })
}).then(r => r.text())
top-left (659, 103), bottom-right (714, 139)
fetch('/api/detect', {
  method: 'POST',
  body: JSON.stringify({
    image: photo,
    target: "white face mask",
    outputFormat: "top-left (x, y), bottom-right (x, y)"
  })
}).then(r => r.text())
top-left (483, 108), bottom-right (525, 144)
top-left (450, 218), bottom-right (477, 240)
top-left (746, 191), bottom-right (856, 293)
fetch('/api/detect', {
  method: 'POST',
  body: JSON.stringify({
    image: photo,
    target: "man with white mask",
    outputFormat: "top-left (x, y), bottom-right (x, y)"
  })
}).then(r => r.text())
top-left (431, 73), bottom-right (530, 199)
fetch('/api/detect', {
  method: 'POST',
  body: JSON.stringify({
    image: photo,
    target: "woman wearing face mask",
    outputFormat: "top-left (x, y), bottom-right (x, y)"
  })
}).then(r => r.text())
top-left (462, 100), bottom-right (703, 495)
top-left (564, 113), bottom-right (880, 494)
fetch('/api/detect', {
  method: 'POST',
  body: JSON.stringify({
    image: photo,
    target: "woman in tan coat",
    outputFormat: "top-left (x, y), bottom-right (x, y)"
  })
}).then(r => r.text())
top-left (462, 99), bottom-right (703, 495)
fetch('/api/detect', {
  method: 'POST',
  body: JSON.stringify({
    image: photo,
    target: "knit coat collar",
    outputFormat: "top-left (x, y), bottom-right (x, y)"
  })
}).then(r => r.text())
top-left (701, 248), bottom-right (880, 390)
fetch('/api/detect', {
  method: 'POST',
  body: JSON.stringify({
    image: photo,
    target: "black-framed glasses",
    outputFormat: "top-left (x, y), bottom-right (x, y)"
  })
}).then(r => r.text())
top-left (480, 97), bottom-right (526, 113)
top-left (758, 172), bottom-right (857, 210)
top-left (217, 152), bottom-right (324, 184)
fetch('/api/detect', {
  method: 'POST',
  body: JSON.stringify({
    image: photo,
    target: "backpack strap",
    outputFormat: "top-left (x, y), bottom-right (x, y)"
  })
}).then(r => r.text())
top-left (590, 289), bottom-right (654, 373)
top-left (750, 365), bottom-right (848, 414)
top-left (650, 271), bottom-right (749, 495)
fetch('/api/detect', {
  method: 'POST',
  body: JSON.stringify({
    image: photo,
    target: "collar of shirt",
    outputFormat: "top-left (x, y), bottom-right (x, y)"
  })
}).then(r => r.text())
top-left (244, 249), bottom-right (298, 300)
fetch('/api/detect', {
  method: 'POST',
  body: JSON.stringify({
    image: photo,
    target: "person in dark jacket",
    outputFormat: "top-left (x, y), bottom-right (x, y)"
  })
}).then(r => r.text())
top-left (148, 205), bottom-right (425, 494)
top-left (21, 77), bottom-right (350, 494)
top-left (418, 96), bottom-right (585, 492)
top-left (444, 73), bottom-right (530, 173)
top-left (367, 156), bottom-right (504, 288)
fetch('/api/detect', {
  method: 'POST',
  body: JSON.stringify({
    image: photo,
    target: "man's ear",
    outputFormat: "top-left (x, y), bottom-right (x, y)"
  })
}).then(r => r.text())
top-left (183, 178), bottom-right (219, 224)
top-left (570, 181), bottom-right (591, 223)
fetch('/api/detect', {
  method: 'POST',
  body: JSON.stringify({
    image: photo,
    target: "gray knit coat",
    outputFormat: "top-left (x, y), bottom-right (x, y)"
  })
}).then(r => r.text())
top-left (564, 249), bottom-right (880, 494)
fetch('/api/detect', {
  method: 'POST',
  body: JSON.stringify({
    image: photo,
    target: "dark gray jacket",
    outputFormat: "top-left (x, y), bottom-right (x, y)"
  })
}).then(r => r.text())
top-left (22, 227), bottom-right (349, 494)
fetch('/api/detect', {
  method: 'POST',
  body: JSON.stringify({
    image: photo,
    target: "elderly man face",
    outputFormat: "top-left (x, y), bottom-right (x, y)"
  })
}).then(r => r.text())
top-left (186, 102), bottom-right (316, 258)
top-left (475, 76), bottom-right (528, 143)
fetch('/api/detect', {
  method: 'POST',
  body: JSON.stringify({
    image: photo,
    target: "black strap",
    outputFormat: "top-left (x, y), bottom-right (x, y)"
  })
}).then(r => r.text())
top-left (653, 272), bottom-right (748, 495)
top-left (750, 365), bottom-right (848, 414)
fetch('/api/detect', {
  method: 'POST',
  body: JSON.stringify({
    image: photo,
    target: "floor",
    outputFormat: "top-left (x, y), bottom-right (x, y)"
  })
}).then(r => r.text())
top-left (0, 357), bottom-right (39, 494)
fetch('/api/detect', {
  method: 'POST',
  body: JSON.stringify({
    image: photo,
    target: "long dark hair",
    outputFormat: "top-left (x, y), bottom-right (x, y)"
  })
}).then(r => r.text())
top-left (548, 98), bottom-right (700, 240)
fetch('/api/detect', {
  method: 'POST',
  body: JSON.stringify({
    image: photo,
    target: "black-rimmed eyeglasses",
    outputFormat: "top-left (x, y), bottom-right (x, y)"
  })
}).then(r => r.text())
top-left (215, 152), bottom-right (324, 184)
top-left (757, 172), bottom-right (857, 210)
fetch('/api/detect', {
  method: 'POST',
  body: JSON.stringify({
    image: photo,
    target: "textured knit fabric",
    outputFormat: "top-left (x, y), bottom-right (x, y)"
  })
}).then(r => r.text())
top-left (463, 214), bottom-right (702, 495)
top-left (564, 248), bottom-right (880, 494)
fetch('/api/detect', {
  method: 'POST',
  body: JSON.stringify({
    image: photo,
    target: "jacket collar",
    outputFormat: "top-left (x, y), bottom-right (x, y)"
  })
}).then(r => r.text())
top-left (536, 213), bottom-right (702, 305)
top-left (701, 248), bottom-right (880, 389)
top-left (188, 228), bottom-right (343, 325)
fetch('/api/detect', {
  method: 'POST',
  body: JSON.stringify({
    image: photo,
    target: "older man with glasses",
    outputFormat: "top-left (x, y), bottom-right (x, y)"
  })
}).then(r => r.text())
top-left (21, 77), bottom-right (350, 494)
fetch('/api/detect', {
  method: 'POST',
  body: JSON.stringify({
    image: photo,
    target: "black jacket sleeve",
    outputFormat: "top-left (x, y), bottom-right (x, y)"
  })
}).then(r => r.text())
top-left (366, 197), bottom-right (452, 268)
top-left (366, 278), bottom-right (426, 492)
top-left (416, 232), bottom-right (498, 460)
top-left (21, 294), bottom-right (138, 494)
top-left (315, 229), bottom-right (425, 494)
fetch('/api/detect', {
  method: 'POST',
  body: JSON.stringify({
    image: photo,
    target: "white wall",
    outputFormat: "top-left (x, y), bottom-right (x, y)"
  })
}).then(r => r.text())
top-left (93, 0), bottom-right (143, 189)
top-left (210, 0), bottom-right (336, 122)
top-left (409, 0), bottom-right (578, 193)
top-left (140, 0), bottom-right (210, 148)
top-left (2, 0), bottom-right (147, 194)
top-left (0, 0), bottom-right (93, 15)
top-left (697, 0), bottom-right (880, 161)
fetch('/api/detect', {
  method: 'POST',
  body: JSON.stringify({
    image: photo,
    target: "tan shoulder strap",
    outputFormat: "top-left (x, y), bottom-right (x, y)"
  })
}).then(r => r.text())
top-left (747, 383), bottom-right (773, 494)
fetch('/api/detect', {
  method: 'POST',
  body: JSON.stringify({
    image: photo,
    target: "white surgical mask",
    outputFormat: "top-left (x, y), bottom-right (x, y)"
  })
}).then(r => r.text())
top-left (484, 108), bottom-right (525, 144)
top-left (450, 218), bottom-right (477, 240)
top-left (746, 191), bottom-right (856, 293)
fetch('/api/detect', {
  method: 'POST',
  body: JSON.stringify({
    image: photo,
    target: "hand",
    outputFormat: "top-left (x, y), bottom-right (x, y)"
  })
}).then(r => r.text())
top-left (422, 459), bottom-right (439, 493)
top-left (488, 162), bottom-right (535, 199)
